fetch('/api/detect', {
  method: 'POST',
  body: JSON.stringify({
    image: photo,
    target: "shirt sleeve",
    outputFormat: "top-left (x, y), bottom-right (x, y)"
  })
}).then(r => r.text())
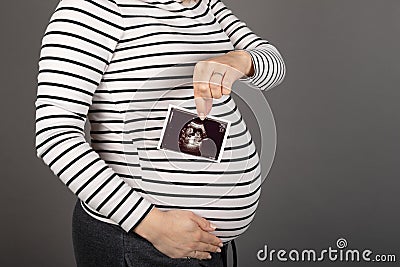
top-left (35, 0), bottom-right (155, 233)
top-left (209, 0), bottom-right (286, 91)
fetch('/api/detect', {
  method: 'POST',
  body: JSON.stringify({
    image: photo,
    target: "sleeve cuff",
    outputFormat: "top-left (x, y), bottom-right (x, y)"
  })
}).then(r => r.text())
top-left (126, 202), bottom-right (156, 233)
top-left (237, 45), bottom-right (286, 91)
top-left (115, 196), bottom-right (156, 233)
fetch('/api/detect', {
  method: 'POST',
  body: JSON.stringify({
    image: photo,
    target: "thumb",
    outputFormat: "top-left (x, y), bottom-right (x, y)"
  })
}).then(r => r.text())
top-left (194, 97), bottom-right (213, 120)
top-left (191, 214), bottom-right (217, 232)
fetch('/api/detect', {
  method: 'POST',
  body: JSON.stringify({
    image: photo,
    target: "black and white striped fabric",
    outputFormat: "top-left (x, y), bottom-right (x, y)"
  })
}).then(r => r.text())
top-left (35, 0), bottom-right (285, 242)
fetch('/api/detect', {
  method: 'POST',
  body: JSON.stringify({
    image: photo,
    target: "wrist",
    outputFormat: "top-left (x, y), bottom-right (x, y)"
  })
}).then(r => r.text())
top-left (229, 49), bottom-right (255, 78)
top-left (133, 207), bottom-right (164, 242)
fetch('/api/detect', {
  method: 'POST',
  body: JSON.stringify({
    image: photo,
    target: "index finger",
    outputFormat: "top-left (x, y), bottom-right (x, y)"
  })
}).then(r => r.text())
top-left (198, 229), bottom-right (223, 247)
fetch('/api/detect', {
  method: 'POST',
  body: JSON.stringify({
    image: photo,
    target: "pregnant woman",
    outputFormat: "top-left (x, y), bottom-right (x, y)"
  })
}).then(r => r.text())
top-left (35, 0), bottom-right (285, 266)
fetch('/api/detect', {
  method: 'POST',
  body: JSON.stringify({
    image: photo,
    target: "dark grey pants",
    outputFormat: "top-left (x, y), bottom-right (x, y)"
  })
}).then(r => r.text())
top-left (72, 199), bottom-right (228, 267)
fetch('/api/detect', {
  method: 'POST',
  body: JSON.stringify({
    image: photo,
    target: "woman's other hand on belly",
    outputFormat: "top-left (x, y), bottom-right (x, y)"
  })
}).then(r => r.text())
top-left (132, 207), bottom-right (223, 260)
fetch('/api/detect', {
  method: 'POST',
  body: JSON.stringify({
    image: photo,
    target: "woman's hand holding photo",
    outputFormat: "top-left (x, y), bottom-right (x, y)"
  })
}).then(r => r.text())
top-left (193, 50), bottom-right (255, 119)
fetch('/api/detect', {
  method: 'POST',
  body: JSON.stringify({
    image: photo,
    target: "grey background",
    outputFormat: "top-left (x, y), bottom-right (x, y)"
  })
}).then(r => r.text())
top-left (1, 0), bottom-right (399, 266)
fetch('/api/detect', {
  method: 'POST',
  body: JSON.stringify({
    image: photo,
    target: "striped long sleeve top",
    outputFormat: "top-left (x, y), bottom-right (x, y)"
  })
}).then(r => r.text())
top-left (35, 0), bottom-right (285, 242)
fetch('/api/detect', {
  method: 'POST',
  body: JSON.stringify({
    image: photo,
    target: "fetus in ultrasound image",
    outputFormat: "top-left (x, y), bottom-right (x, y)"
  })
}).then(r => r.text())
top-left (178, 117), bottom-right (219, 159)
top-left (158, 105), bottom-right (230, 162)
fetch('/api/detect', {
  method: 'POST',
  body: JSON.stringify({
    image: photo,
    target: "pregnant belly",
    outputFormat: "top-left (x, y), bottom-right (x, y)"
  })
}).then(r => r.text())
top-left (137, 144), bottom-right (262, 242)
top-left (135, 116), bottom-right (262, 242)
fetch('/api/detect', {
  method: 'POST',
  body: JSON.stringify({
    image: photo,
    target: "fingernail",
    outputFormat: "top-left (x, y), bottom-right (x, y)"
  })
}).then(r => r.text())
top-left (210, 223), bottom-right (217, 229)
top-left (207, 255), bottom-right (212, 259)
top-left (218, 242), bottom-right (224, 247)
top-left (216, 247), bottom-right (221, 253)
top-left (199, 113), bottom-right (205, 120)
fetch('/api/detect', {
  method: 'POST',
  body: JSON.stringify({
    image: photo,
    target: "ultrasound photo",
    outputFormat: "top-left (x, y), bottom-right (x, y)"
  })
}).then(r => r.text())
top-left (158, 105), bottom-right (231, 162)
